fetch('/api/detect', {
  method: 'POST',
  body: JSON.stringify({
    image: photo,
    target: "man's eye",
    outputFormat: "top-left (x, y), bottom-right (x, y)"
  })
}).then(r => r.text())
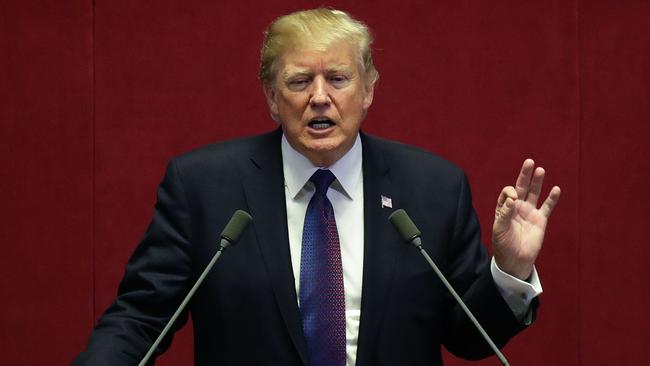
top-left (329, 75), bottom-right (349, 87)
top-left (287, 79), bottom-right (309, 90)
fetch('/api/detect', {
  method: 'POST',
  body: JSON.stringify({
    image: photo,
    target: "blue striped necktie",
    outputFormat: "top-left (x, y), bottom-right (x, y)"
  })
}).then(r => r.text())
top-left (300, 169), bottom-right (346, 366)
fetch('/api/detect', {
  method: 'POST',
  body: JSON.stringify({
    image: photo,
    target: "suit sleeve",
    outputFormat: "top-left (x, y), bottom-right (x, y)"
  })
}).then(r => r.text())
top-left (441, 172), bottom-right (537, 360)
top-left (72, 159), bottom-right (193, 366)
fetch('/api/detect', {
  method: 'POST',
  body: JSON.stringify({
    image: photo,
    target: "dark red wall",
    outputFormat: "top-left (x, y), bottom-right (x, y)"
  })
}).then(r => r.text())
top-left (1, 1), bottom-right (648, 365)
top-left (0, 1), bottom-right (94, 365)
top-left (578, 1), bottom-right (650, 365)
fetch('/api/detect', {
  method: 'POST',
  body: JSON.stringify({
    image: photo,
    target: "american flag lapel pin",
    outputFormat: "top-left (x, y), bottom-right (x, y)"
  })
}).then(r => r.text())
top-left (381, 195), bottom-right (393, 208)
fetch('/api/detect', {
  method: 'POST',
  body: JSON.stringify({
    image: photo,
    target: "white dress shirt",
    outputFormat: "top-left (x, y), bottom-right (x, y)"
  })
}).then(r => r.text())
top-left (281, 133), bottom-right (542, 366)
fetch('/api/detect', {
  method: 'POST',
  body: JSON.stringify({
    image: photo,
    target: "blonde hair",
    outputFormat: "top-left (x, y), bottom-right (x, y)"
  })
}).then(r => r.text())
top-left (259, 8), bottom-right (379, 86)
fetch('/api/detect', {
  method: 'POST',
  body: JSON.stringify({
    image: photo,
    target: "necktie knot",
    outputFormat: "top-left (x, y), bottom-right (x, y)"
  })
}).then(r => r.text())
top-left (310, 169), bottom-right (336, 195)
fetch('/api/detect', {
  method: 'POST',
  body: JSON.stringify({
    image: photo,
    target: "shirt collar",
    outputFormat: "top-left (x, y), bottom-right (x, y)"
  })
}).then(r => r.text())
top-left (281, 133), bottom-right (362, 200)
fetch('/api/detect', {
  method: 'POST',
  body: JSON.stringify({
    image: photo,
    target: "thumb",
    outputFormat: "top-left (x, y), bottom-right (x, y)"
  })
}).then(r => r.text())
top-left (493, 196), bottom-right (516, 237)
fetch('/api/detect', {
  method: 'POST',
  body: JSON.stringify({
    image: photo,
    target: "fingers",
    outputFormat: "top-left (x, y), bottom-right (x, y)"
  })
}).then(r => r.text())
top-left (515, 159), bottom-right (548, 207)
top-left (495, 186), bottom-right (518, 229)
top-left (515, 159), bottom-right (535, 200)
top-left (501, 159), bottom-right (560, 219)
top-left (540, 186), bottom-right (561, 217)
top-left (497, 186), bottom-right (518, 207)
top-left (526, 167), bottom-right (545, 206)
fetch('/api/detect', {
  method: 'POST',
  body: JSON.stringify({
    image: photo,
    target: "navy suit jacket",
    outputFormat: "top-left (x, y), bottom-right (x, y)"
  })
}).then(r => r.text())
top-left (73, 129), bottom-right (530, 365)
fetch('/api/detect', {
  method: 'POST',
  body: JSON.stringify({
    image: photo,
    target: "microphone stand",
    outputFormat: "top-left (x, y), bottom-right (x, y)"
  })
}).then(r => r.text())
top-left (138, 210), bottom-right (252, 366)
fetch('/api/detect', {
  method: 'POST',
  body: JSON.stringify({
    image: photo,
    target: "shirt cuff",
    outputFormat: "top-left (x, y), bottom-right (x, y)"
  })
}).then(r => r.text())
top-left (490, 257), bottom-right (543, 324)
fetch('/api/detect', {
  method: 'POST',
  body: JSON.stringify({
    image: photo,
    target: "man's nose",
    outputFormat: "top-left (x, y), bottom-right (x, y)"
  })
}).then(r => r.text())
top-left (309, 76), bottom-right (331, 106)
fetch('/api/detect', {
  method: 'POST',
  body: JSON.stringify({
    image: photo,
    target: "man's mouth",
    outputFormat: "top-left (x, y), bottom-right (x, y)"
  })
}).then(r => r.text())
top-left (308, 118), bottom-right (335, 130)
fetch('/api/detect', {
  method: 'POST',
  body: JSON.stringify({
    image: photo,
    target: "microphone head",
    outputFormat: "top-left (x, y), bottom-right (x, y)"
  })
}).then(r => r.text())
top-left (220, 210), bottom-right (253, 245)
top-left (388, 209), bottom-right (421, 244)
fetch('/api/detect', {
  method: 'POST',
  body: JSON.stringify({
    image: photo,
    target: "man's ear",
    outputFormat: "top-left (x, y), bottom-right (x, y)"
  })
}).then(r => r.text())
top-left (363, 79), bottom-right (375, 110)
top-left (263, 84), bottom-right (280, 121)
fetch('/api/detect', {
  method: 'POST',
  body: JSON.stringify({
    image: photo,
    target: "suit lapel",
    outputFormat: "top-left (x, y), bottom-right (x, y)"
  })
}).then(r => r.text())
top-left (241, 130), bottom-right (308, 365)
top-left (240, 131), bottom-right (404, 365)
top-left (356, 134), bottom-right (406, 366)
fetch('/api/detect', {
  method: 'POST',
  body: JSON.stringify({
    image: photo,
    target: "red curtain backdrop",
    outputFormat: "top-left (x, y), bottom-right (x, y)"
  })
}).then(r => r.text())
top-left (1, 1), bottom-right (648, 365)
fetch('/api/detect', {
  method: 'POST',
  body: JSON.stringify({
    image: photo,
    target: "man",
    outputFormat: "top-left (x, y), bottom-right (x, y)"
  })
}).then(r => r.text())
top-left (74, 8), bottom-right (560, 366)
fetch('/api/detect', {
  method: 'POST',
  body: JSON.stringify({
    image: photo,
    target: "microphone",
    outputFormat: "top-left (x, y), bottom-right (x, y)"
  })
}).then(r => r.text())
top-left (388, 209), bottom-right (510, 366)
top-left (219, 209), bottom-right (254, 248)
top-left (138, 210), bottom-right (253, 366)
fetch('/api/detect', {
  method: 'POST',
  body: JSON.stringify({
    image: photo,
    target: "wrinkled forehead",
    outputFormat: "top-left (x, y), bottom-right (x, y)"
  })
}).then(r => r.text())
top-left (274, 40), bottom-right (363, 77)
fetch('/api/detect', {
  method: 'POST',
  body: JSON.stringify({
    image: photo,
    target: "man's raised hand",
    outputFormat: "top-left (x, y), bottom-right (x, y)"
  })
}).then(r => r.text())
top-left (492, 159), bottom-right (561, 280)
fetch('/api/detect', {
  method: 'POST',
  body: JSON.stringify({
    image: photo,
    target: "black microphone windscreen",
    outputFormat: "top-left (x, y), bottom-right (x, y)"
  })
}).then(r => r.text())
top-left (388, 209), bottom-right (421, 242)
top-left (220, 210), bottom-right (253, 245)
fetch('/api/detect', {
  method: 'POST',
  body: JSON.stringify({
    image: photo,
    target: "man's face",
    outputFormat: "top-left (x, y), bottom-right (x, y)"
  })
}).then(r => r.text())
top-left (264, 41), bottom-right (374, 166)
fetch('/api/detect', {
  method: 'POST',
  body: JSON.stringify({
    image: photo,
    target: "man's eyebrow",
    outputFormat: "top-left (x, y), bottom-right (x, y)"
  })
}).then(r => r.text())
top-left (282, 70), bottom-right (311, 81)
top-left (282, 64), bottom-right (354, 79)
top-left (325, 65), bottom-right (353, 74)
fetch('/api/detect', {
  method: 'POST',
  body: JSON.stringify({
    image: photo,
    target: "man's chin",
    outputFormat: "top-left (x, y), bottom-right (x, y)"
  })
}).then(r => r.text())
top-left (300, 140), bottom-right (351, 166)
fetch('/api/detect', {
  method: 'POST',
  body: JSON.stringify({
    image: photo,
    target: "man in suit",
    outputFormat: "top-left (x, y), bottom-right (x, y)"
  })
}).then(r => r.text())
top-left (74, 8), bottom-right (561, 366)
